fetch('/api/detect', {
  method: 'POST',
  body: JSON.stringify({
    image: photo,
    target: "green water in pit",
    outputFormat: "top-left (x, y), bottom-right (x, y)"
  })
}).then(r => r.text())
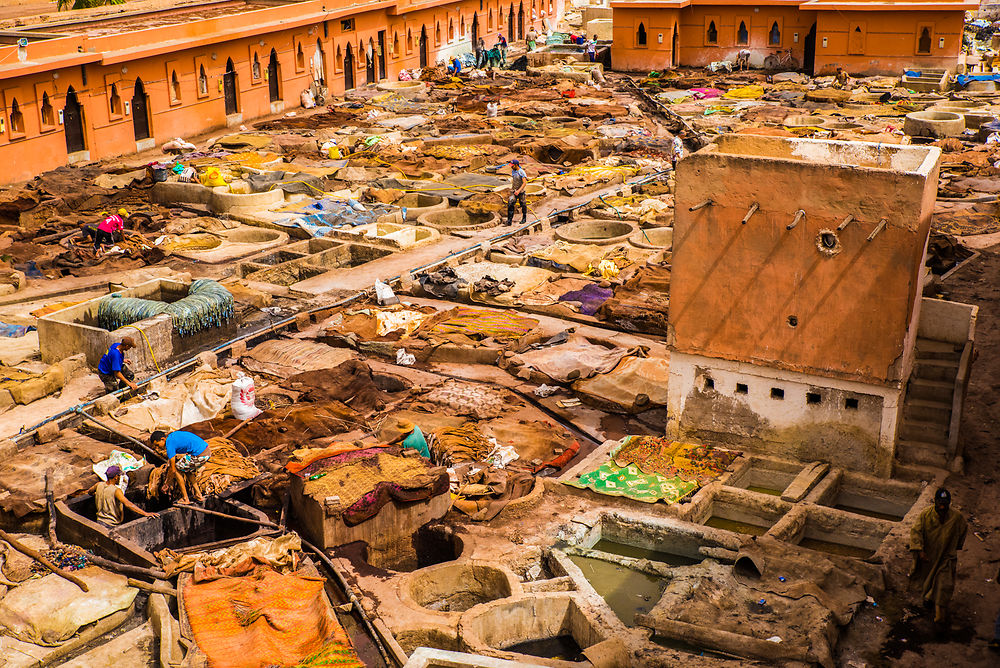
top-left (834, 504), bottom-right (902, 522)
top-left (592, 539), bottom-right (700, 567)
top-left (747, 485), bottom-right (783, 496)
top-left (568, 554), bottom-right (665, 626)
top-left (705, 516), bottom-right (769, 536)
top-left (798, 537), bottom-right (874, 559)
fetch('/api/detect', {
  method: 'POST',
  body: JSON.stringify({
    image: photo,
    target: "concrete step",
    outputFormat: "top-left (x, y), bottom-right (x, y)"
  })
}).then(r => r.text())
top-left (896, 439), bottom-right (949, 468)
top-left (915, 339), bottom-right (963, 361)
top-left (903, 397), bottom-right (952, 425)
top-left (899, 419), bottom-right (949, 444)
top-left (908, 378), bottom-right (954, 403)
top-left (912, 358), bottom-right (960, 382)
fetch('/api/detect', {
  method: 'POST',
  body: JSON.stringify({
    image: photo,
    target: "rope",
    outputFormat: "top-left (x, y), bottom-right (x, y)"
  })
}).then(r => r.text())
top-left (132, 327), bottom-right (162, 374)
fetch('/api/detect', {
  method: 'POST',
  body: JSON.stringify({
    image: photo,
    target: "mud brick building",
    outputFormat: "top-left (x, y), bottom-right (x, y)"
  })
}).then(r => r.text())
top-left (610, 0), bottom-right (976, 75)
top-left (665, 135), bottom-right (977, 477)
top-left (0, 0), bottom-right (558, 184)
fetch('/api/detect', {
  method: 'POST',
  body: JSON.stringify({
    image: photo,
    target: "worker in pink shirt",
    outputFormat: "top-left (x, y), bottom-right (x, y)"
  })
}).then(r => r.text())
top-left (84, 208), bottom-right (129, 251)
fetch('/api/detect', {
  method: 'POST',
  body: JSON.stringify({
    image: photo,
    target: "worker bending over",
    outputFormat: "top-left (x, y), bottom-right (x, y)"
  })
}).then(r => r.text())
top-left (389, 419), bottom-right (430, 458)
top-left (87, 465), bottom-right (159, 527)
top-left (506, 158), bottom-right (528, 227)
top-left (909, 487), bottom-right (967, 632)
top-left (98, 336), bottom-right (138, 393)
top-left (83, 209), bottom-right (129, 251)
top-left (151, 430), bottom-right (212, 505)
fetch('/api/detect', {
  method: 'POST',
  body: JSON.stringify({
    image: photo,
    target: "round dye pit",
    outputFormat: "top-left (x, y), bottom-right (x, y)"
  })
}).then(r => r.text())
top-left (408, 563), bottom-right (513, 612)
top-left (556, 219), bottom-right (636, 245)
top-left (629, 226), bottom-right (673, 250)
top-left (824, 121), bottom-right (862, 131)
top-left (223, 227), bottom-right (284, 243)
top-left (417, 208), bottom-right (500, 232)
top-left (783, 115), bottom-right (830, 128)
top-left (494, 115), bottom-right (533, 126)
top-left (903, 111), bottom-right (965, 138)
top-left (375, 80), bottom-right (428, 98)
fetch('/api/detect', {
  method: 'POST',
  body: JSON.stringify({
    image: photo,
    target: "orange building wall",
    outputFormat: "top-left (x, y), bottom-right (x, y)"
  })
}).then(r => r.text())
top-left (0, 0), bottom-right (557, 186)
top-left (812, 10), bottom-right (964, 75)
top-left (611, 8), bottom-right (681, 72)
top-left (677, 5), bottom-right (816, 69)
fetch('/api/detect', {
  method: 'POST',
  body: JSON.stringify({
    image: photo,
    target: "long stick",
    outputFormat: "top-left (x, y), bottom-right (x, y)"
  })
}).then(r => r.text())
top-left (127, 578), bottom-right (177, 597)
top-left (84, 553), bottom-right (169, 580)
top-left (0, 528), bottom-right (89, 592)
top-left (74, 409), bottom-right (165, 463)
top-left (45, 470), bottom-right (57, 547)
top-left (178, 504), bottom-right (279, 529)
top-left (222, 417), bottom-right (252, 440)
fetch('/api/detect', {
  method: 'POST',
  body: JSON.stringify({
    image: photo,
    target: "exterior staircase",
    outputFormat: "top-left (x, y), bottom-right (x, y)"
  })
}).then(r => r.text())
top-left (896, 338), bottom-right (965, 471)
top-left (901, 67), bottom-right (950, 92)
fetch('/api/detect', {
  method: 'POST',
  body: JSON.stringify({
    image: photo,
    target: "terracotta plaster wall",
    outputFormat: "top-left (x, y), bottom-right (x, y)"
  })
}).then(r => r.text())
top-left (610, 7), bottom-right (680, 72)
top-left (670, 137), bottom-right (940, 386)
top-left (812, 10), bottom-right (965, 75)
top-left (677, 5), bottom-right (817, 68)
top-left (0, 0), bottom-right (555, 185)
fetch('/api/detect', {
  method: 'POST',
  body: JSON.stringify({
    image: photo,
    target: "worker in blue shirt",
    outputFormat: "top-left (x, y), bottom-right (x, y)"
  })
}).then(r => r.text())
top-left (389, 419), bottom-right (430, 458)
top-left (150, 430), bottom-right (212, 505)
top-left (448, 55), bottom-right (463, 75)
top-left (97, 336), bottom-right (138, 394)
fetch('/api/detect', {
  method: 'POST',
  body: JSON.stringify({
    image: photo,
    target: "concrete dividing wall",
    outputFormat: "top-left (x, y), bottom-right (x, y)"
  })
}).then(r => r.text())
top-left (917, 296), bottom-right (977, 344)
top-left (666, 351), bottom-right (901, 476)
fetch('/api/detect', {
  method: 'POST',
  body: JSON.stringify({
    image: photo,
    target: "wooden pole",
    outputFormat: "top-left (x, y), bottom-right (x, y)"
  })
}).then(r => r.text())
top-left (74, 409), bottom-right (165, 463)
top-left (178, 504), bottom-right (279, 529)
top-left (222, 417), bottom-right (252, 440)
top-left (0, 528), bottom-right (89, 592)
top-left (127, 578), bottom-right (177, 597)
top-left (84, 553), bottom-right (169, 580)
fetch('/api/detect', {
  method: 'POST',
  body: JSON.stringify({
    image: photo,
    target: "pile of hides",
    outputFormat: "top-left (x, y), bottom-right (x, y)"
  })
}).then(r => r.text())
top-left (284, 360), bottom-right (401, 413)
top-left (240, 339), bottom-right (356, 378)
top-left (431, 422), bottom-right (496, 466)
top-left (98, 279), bottom-right (234, 336)
top-left (636, 537), bottom-right (877, 667)
top-left (597, 263), bottom-right (670, 335)
top-left (0, 567), bottom-right (137, 646)
top-left (291, 446), bottom-right (448, 525)
top-left (572, 356), bottom-right (671, 413)
top-left (452, 467), bottom-right (536, 521)
top-left (611, 436), bottom-right (740, 485)
top-left (426, 306), bottom-right (539, 343)
top-left (1, 533), bottom-right (49, 589)
top-left (502, 334), bottom-right (640, 383)
top-left (158, 534), bottom-right (302, 579)
top-left (410, 379), bottom-right (517, 419)
top-left (111, 364), bottom-right (237, 432)
top-left (182, 567), bottom-right (362, 668)
top-left (148, 437), bottom-right (261, 499)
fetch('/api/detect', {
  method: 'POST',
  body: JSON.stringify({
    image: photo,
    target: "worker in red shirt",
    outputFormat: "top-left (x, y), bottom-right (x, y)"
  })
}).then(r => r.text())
top-left (84, 209), bottom-right (129, 251)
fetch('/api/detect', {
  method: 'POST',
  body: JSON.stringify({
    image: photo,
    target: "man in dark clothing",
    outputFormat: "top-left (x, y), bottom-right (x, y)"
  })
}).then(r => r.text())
top-left (505, 159), bottom-right (528, 226)
top-left (909, 487), bottom-right (968, 631)
top-left (98, 336), bottom-right (138, 393)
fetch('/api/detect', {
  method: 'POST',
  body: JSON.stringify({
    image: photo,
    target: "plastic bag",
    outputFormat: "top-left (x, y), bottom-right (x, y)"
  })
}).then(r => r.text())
top-left (396, 349), bottom-right (416, 366)
top-left (374, 279), bottom-right (399, 305)
top-left (231, 371), bottom-right (262, 420)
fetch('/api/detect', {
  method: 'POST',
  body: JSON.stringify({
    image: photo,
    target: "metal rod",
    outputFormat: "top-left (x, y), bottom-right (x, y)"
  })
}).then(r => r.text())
top-left (177, 504), bottom-right (279, 529)
top-left (689, 199), bottom-right (713, 212)
top-left (786, 210), bottom-right (805, 231)
top-left (74, 409), bottom-right (165, 463)
top-left (837, 214), bottom-right (855, 231)
top-left (867, 218), bottom-right (888, 242)
top-left (741, 202), bottom-right (760, 225)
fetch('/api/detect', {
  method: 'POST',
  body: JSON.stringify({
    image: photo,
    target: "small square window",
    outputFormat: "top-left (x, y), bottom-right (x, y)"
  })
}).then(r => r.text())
top-left (806, 392), bottom-right (822, 405)
top-left (704, 377), bottom-right (715, 390)
top-left (341, 19), bottom-right (355, 32)
top-left (845, 398), bottom-right (859, 410)
top-left (770, 388), bottom-right (784, 400)
top-left (735, 383), bottom-right (748, 395)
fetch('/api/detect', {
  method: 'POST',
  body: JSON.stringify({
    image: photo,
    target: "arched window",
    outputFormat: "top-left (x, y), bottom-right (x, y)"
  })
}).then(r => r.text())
top-left (336, 46), bottom-right (343, 71)
top-left (40, 92), bottom-right (54, 126)
top-left (769, 22), bottom-right (781, 46)
top-left (9, 99), bottom-right (23, 133)
top-left (436, 22), bottom-right (442, 44)
top-left (393, 33), bottom-right (400, 58)
top-left (449, 19), bottom-right (455, 42)
top-left (461, 17), bottom-right (466, 38)
top-left (198, 66), bottom-right (208, 95)
top-left (637, 22), bottom-right (647, 46)
top-left (737, 21), bottom-right (749, 46)
top-left (252, 53), bottom-right (261, 80)
top-left (407, 29), bottom-right (413, 52)
top-left (706, 21), bottom-right (718, 45)
top-left (109, 83), bottom-right (122, 115)
top-left (170, 71), bottom-right (181, 102)
top-left (918, 27), bottom-right (932, 54)
top-left (296, 43), bottom-right (305, 69)
top-left (489, 9), bottom-right (493, 30)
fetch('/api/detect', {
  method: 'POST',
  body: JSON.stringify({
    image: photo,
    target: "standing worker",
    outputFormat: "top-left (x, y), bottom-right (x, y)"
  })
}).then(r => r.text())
top-left (496, 33), bottom-right (508, 67)
top-left (585, 35), bottom-right (597, 63)
top-left (475, 37), bottom-right (487, 68)
top-left (98, 336), bottom-right (138, 393)
top-left (85, 466), bottom-right (159, 527)
top-left (505, 158), bottom-right (528, 227)
top-left (150, 430), bottom-right (212, 505)
top-left (737, 48), bottom-right (751, 71)
top-left (388, 419), bottom-right (430, 458)
top-left (526, 26), bottom-right (538, 52)
top-left (909, 488), bottom-right (968, 633)
top-left (672, 130), bottom-right (686, 171)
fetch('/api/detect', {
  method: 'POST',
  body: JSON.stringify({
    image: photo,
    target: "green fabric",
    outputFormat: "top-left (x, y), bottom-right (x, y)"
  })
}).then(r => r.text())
top-left (564, 462), bottom-right (697, 504)
top-left (402, 426), bottom-right (430, 458)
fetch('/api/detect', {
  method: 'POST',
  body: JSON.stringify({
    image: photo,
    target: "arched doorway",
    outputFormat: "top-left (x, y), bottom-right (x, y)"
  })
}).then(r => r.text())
top-left (518, 2), bottom-right (524, 39)
top-left (508, 5), bottom-right (514, 42)
top-left (268, 49), bottom-right (281, 102)
top-left (313, 39), bottom-right (326, 86)
top-left (223, 58), bottom-right (239, 115)
top-left (344, 44), bottom-right (355, 89)
top-left (131, 78), bottom-right (150, 141)
top-left (419, 26), bottom-right (428, 68)
top-left (804, 23), bottom-right (817, 74)
top-left (672, 25), bottom-right (679, 68)
top-left (472, 12), bottom-right (479, 46)
top-left (63, 87), bottom-right (85, 154)
top-left (365, 39), bottom-right (376, 84)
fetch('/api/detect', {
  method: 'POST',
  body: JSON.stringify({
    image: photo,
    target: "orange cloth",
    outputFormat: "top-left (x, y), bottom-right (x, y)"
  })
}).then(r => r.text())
top-left (285, 443), bottom-right (362, 475)
top-left (182, 569), bottom-right (361, 668)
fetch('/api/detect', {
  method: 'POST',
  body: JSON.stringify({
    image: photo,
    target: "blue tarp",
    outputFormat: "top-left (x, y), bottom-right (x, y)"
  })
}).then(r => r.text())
top-left (956, 73), bottom-right (1000, 87)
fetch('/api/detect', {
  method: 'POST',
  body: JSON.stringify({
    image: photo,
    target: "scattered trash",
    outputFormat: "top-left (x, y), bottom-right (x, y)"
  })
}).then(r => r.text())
top-left (396, 348), bottom-right (416, 365)
top-left (766, 636), bottom-right (782, 643)
top-left (534, 384), bottom-right (559, 397)
top-left (374, 279), bottom-right (399, 306)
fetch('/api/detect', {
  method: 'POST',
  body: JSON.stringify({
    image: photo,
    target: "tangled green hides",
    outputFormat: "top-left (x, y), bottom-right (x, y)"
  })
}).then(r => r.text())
top-left (98, 279), bottom-right (235, 336)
